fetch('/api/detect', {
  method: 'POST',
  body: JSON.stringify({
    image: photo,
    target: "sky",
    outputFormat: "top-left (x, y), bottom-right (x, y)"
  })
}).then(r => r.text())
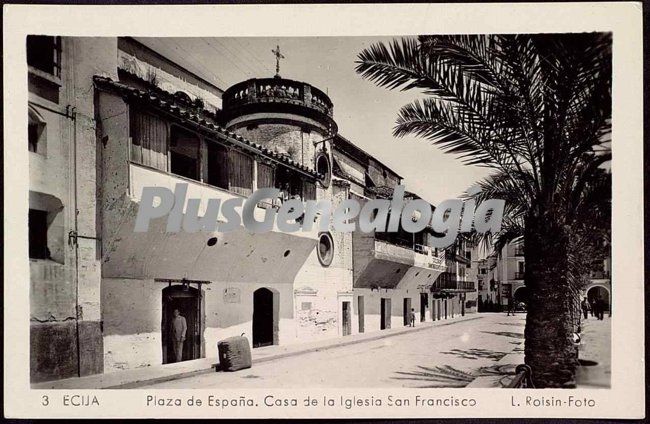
top-left (136, 37), bottom-right (493, 205)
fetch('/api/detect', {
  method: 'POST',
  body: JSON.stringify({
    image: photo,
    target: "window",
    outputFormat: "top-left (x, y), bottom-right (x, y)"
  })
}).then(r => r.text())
top-left (170, 126), bottom-right (200, 180)
top-left (206, 141), bottom-right (229, 189)
top-left (28, 107), bottom-right (46, 154)
top-left (276, 166), bottom-right (304, 200)
top-left (301, 302), bottom-right (312, 311)
top-left (317, 232), bottom-right (334, 267)
top-left (27, 35), bottom-right (61, 77)
top-left (29, 209), bottom-right (50, 259)
top-left (130, 110), bottom-right (168, 171)
top-left (227, 149), bottom-right (254, 196)
top-left (303, 180), bottom-right (316, 201)
top-left (257, 162), bottom-right (275, 190)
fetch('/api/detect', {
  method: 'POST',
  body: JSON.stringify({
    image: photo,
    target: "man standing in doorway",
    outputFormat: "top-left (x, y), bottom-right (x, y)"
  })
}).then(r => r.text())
top-left (171, 308), bottom-right (187, 362)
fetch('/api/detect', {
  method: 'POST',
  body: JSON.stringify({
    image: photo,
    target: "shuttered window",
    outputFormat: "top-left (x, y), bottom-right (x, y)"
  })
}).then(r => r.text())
top-left (130, 110), bottom-right (168, 171)
top-left (206, 141), bottom-right (229, 189)
top-left (170, 126), bottom-right (200, 181)
top-left (228, 149), bottom-right (254, 196)
top-left (303, 180), bottom-right (316, 201)
top-left (257, 162), bottom-right (275, 189)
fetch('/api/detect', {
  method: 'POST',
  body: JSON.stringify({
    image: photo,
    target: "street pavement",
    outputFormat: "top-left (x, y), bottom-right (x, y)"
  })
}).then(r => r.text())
top-left (140, 313), bottom-right (527, 388)
top-left (576, 315), bottom-right (611, 388)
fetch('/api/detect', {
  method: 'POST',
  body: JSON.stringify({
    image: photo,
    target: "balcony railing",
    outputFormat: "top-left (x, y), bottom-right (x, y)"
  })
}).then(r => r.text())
top-left (590, 271), bottom-right (610, 279)
top-left (432, 279), bottom-right (475, 291)
top-left (457, 281), bottom-right (475, 291)
top-left (223, 78), bottom-right (334, 118)
top-left (375, 231), bottom-right (416, 250)
top-left (434, 279), bottom-right (458, 290)
top-left (128, 163), bottom-right (320, 238)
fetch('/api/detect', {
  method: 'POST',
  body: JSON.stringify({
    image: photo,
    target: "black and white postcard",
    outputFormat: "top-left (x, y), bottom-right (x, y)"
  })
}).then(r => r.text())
top-left (3, 2), bottom-right (645, 420)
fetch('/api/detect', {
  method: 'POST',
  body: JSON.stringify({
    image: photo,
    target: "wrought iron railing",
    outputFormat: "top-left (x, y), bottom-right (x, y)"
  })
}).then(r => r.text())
top-left (507, 364), bottom-right (535, 388)
top-left (223, 78), bottom-right (334, 117)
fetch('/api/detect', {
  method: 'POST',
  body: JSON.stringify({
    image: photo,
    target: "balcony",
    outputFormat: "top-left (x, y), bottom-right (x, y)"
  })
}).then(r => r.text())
top-left (101, 163), bottom-right (319, 282)
top-left (352, 236), bottom-right (446, 290)
top-left (431, 273), bottom-right (476, 293)
top-left (446, 249), bottom-right (471, 266)
top-left (458, 281), bottom-right (476, 291)
top-left (222, 78), bottom-right (337, 133)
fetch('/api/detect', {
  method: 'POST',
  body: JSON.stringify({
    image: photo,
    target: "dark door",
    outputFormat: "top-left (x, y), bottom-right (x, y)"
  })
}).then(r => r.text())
top-left (357, 296), bottom-right (365, 333)
top-left (253, 288), bottom-right (274, 348)
top-left (162, 285), bottom-right (201, 364)
top-left (420, 293), bottom-right (428, 322)
top-left (380, 298), bottom-right (391, 330)
top-left (342, 301), bottom-right (351, 336)
top-left (403, 298), bottom-right (412, 326)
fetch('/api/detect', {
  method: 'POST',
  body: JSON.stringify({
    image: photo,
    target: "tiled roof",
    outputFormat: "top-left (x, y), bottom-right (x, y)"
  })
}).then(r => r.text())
top-left (94, 75), bottom-right (322, 179)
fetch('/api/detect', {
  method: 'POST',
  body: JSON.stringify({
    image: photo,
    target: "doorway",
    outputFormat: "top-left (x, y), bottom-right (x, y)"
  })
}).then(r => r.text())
top-left (161, 285), bottom-right (201, 364)
top-left (587, 286), bottom-right (610, 313)
top-left (403, 298), bottom-right (412, 326)
top-left (380, 298), bottom-right (391, 330)
top-left (420, 293), bottom-right (428, 322)
top-left (514, 286), bottom-right (529, 305)
top-left (357, 296), bottom-right (365, 333)
top-left (253, 288), bottom-right (278, 348)
top-left (342, 301), bottom-right (351, 336)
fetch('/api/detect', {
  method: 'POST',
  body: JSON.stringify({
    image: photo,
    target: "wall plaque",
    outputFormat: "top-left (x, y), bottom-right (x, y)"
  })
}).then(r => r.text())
top-left (223, 287), bottom-right (241, 303)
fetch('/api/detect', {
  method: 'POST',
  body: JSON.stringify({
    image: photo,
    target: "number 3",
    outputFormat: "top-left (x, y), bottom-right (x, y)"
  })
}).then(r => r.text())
top-left (41, 395), bottom-right (49, 406)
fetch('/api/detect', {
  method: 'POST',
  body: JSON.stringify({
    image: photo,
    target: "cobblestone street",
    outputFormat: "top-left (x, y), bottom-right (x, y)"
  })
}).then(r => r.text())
top-left (141, 313), bottom-right (527, 388)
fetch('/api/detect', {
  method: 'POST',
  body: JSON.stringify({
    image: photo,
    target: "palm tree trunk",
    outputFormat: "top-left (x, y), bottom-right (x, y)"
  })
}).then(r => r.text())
top-left (524, 213), bottom-right (578, 388)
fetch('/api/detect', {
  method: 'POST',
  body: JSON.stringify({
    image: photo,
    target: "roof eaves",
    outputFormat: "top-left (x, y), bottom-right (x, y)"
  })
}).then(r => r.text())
top-left (94, 76), bottom-right (322, 180)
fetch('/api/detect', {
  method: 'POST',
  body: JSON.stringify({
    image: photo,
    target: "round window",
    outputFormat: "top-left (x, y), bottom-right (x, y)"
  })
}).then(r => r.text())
top-left (317, 232), bottom-right (334, 267)
top-left (315, 152), bottom-right (331, 188)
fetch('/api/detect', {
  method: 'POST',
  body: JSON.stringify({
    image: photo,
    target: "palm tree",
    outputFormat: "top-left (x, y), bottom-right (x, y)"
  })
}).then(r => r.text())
top-left (356, 34), bottom-right (611, 388)
top-left (468, 167), bottom-right (610, 334)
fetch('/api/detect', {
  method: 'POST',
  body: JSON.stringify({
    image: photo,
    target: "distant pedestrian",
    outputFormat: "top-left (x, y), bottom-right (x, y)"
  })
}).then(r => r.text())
top-left (591, 298), bottom-right (599, 319)
top-left (409, 308), bottom-right (416, 327)
top-left (596, 296), bottom-right (605, 320)
top-left (581, 297), bottom-right (590, 319)
top-left (506, 297), bottom-right (514, 316)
